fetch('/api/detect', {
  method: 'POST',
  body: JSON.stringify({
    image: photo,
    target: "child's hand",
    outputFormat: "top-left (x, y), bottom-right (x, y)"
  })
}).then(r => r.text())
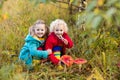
top-left (47, 49), bottom-right (52, 55)
top-left (62, 38), bottom-right (68, 45)
top-left (58, 35), bottom-right (68, 45)
top-left (57, 35), bottom-right (63, 40)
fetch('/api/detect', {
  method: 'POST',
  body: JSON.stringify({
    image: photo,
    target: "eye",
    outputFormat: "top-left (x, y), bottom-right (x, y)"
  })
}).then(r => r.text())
top-left (40, 29), bottom-right (44, 31)
top-left (56, 29), bottom-right (59, 31)
top-left (37, 29), bottom-right (40, 31)
top-left (60, 29), bottom-right (63, 31)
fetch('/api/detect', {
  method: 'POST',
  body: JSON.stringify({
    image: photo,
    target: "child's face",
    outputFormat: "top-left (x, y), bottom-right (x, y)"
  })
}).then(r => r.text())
top-left (34, 24), bottom-right (46, 38)
top-left (54, 25), bottom-right (64, 37)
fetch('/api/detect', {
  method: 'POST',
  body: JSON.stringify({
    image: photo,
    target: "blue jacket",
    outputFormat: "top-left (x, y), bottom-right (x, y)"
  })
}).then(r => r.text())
top-left (19, 34), bottom-right (48, 65)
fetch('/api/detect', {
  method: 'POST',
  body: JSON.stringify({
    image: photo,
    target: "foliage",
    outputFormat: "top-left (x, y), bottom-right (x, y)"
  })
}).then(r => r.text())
top-left (0, 0), bottom-right (120, 80)
top-left (75, 0), bottom-right (120, 79)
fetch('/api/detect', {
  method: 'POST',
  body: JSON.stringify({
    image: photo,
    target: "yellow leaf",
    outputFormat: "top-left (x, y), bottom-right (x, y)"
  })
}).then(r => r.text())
top-left (98, 0), bottom-right (104, 6)
top-left (113, 41), bottom-right (118, 46)
top-left (2, 14), bottom-right (7, 20)
top-left (87, 68), bottom-right (104, 80)
top-left (70, 0), bottom-right (74, 4)
top-left (102, 52), bottom-right (106, 68)
top-left (94, 8), bottom-right (100, 14)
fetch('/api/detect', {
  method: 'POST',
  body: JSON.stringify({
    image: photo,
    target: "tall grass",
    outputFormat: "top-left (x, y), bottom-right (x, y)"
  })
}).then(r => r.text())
top-left (0, 0), bottom-right (120, 80)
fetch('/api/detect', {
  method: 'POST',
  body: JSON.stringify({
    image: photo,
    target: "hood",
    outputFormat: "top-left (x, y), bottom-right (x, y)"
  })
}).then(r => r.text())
top-left (25, 34), bottom-right (41, 43)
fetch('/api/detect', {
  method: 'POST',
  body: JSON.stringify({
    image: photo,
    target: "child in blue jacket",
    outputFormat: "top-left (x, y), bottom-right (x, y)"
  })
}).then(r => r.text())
top-left (19, 20), bottom-right (51, 70)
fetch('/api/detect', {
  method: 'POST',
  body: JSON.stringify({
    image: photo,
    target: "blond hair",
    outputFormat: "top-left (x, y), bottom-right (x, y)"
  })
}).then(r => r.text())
top-left (29, 19), bottom-right (49, 38)
top-left (50, 19), bottom-right (68, 33)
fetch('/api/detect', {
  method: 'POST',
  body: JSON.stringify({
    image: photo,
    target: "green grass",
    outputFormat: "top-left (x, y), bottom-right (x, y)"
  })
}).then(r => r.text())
top-left (0, 0), bottom-right (120, 80)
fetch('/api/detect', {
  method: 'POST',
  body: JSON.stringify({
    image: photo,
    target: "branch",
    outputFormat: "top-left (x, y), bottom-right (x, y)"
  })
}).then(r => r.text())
top-left (50, 2), bottom-right (68, 10)
top-left (56, 0), bottom-right (83, 9)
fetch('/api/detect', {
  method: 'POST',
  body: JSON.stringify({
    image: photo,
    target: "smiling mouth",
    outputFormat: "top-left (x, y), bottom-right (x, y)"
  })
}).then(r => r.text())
top-left (37, 33), bottom-right (44, 36)
top-left (38, 33), bottom-right (43, 35)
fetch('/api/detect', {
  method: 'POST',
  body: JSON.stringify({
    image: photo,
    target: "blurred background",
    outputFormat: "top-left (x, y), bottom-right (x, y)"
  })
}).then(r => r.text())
top-left (0, 0), bottom-right (120, 80)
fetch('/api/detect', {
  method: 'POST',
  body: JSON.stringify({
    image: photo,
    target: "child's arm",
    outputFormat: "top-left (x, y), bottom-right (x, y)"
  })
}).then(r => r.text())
top-left (28, 42), bottom-right (50, 59)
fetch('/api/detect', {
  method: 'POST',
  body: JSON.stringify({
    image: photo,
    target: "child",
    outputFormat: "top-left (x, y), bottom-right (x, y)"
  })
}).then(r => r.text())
top-left (45, 19), bottom-right (73, 68)
top-left (19, 20), bottom-right (51, 70)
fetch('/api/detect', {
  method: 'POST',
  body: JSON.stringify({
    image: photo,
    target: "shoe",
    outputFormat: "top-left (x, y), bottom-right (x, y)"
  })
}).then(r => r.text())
top-left (57, 65), bottom-right (63, 70)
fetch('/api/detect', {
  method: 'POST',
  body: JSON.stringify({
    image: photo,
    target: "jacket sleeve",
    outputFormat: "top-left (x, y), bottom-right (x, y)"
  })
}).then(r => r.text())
top-left (28, 42), bottom-right (48, 59)
top-left (63, 33), bottom-right (74, 48)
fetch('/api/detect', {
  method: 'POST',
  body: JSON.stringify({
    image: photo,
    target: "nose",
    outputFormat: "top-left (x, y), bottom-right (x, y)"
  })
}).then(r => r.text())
top-left (39, 30), bottom-right (44, 33)
top-left (58, 31), bottom-right (61, 34)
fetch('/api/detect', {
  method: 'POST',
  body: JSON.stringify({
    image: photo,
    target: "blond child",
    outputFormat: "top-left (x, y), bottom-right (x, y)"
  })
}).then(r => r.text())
top-left (19, 20), bottom-right (51, 70)
top-left (45, 19), bottom-right (73, 69)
